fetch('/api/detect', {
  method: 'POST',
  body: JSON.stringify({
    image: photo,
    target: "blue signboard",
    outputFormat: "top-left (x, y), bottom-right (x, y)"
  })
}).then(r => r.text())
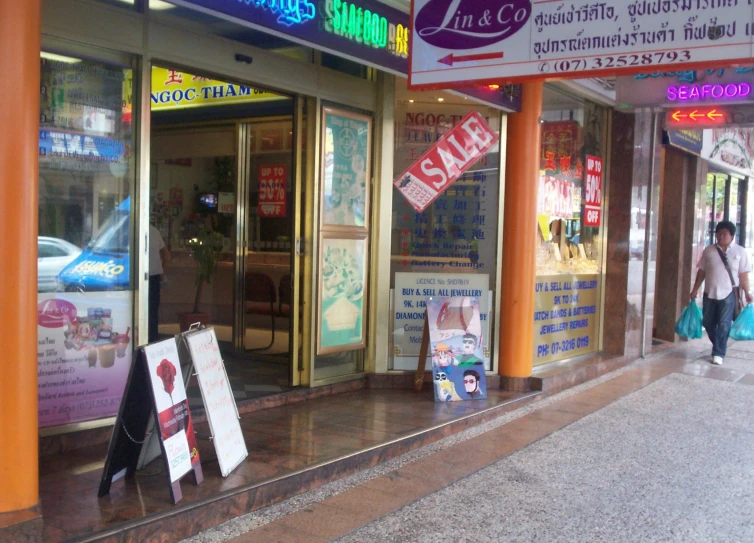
top-left (666, 130), bottom-right (703, 157)
top-left (169, 0), bottom-right (520, 111)
top-left (39, 129), bottom-right (127, 163)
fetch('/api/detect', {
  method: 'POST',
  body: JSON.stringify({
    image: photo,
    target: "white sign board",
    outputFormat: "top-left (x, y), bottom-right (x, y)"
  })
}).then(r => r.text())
top-left (185, 328), bottom-right (248, 477)
top-left (409, 0), bottom-right (752, 89)
top-left (143, 339), bottom-right (193, 483)
top-left (393, 273), bottom-right (491, 371)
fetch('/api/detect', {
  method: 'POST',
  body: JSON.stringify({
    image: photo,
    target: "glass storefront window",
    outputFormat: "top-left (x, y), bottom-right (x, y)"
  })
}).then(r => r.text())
top-left (37, 52), bottom-right (135, 428)
top-left (389, 79), bottom-right (503, 372)
top-left (533, 87), bottom-right (607, 366)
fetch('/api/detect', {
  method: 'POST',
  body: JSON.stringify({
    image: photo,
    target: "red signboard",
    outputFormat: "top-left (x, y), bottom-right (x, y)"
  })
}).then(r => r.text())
top-left (258, 165), bottom-right (286, 218)
top-left (584, 156), bottom-right (603, 227)
top-left (393, 110), bottom-right (498, 212)
top-left (666, 107), bottom-right (727, 128)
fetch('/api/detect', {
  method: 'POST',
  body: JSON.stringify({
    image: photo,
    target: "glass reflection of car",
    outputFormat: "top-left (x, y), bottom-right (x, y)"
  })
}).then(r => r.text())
top-left (56, 198), bottom-right (130, 292)
top-left (37, 237), bottom-right (81, 292)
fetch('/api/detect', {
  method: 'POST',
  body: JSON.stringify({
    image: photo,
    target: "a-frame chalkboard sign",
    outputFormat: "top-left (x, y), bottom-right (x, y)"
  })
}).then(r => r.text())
top-left (98, 338), bottom-right (203, 504)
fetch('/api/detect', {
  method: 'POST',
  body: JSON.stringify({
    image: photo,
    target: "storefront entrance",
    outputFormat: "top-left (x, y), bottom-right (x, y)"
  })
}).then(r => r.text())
top-left (149, 65), bottom-right (304, 398)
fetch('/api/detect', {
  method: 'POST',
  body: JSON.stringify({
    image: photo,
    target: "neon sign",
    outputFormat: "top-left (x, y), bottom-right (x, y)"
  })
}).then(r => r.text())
top-left (667, 108), bottom-right (726, 126)
top-left (238, 0), bottom-right (316, 27)
top-left (323, 0), bottom-right (408, 59)
top-left (667, 82), bottom-right (752, 102)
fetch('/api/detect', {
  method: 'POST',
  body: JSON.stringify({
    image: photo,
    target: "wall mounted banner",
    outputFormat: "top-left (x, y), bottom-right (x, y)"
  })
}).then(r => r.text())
top-left (584, 156), bottom-right (602, 227)
top-left (393, 110), bottom-right (498, 212)
top-left (426, 296), bottom-right (488, 402)
top-left (409, 0), bottom-right (753, 89)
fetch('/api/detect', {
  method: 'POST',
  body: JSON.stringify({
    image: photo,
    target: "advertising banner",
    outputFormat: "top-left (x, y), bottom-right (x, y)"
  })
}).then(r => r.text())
top-left (702, 127), bottom-right (754, 177)
top-left (143, 339), bottom-right (200, 482)
top-left (318, 235), bottom-right (368, 354)
top-left (538, 176), bottom-right (575, 220)
top-left (37, 292), bottom-right (132, 428)
top-left (426, 296), bottom-right (487, 402)
top-left (584, 156), bottom-right (603, 227)
top-left (393, 273), bottom-right (490, 371)
top-left (409, 0), bottom-right (752, 89)
top-left (258, 164), bottom-right (287, 218)
top-left (393, 111), bottom-right (498, 212)
top-left (533, 274), bottom-right (600, 366)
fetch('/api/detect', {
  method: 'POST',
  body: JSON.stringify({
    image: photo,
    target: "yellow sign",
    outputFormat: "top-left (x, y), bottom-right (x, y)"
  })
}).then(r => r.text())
top-left (149, 67), bottom-right (284, 111)
top-left (533, 274), bottom-right (600, 366)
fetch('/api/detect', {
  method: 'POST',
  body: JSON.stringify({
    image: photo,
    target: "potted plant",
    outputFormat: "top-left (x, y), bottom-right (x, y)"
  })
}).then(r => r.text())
top-left (177, 225), bottom-right (224, 331)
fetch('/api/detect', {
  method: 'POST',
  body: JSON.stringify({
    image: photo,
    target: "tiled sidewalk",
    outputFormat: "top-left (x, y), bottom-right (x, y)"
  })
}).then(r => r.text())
top-left (193, 339), bottom-right (754, 543)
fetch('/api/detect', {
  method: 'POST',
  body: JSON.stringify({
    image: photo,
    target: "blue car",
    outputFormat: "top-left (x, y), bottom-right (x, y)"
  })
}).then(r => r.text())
top-left (57, 198), bottom-right (131, 292)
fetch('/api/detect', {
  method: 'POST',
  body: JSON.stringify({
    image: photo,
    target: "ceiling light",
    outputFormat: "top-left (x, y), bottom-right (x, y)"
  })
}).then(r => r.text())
top-left (437, 97), bottom-right (444, 102)
top-left (488, 84), bottom-right (500, 90)
top-left (116, 0), bottom-right (175, 10)
top-left (409, 99), bottom-right (414, 103)
top-left (40, 52), bottom-right (81, 63)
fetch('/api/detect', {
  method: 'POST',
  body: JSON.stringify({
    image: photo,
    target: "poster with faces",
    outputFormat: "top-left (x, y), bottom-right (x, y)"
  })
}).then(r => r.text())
top-left (426, 296), bottom-right (487, 402)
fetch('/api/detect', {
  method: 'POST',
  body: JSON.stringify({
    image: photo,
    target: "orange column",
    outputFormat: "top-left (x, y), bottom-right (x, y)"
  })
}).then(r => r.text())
top-left (0, 0), bottom-right (41, 512)
top-left (499, 82), bottom-right (543, 379)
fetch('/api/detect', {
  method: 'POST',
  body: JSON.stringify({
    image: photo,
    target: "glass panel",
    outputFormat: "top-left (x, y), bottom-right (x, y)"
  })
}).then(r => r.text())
top-left (37, 53), bottom-right (135, 428)
top-left (389, 79), bottom-right (502, 372)
top-left (533, 89), bottom-right (606, 366)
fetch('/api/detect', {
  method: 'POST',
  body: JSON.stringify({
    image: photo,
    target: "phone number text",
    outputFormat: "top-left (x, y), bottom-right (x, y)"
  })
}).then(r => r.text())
top-left (541, 50), bottom-right (692, 73)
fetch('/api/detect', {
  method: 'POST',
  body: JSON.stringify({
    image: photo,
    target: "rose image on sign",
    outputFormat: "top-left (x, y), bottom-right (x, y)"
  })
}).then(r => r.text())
top-left (415, 0), bottom-right (532, 49)
top-left (156, 358), bottom-right (177, 403)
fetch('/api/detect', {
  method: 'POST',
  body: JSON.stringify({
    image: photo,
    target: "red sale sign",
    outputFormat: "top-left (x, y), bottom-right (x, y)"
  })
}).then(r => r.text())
top-left (393, 111), bottom-right (499, 212)
top-left (258, 164), bottom-right (286, 218)
top-left (584, 156), bottom-right (603, 227)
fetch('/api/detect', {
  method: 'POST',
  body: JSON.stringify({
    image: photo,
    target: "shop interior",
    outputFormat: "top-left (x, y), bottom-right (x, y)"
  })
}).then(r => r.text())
top-left (150, 65), bottom-right (297, 403)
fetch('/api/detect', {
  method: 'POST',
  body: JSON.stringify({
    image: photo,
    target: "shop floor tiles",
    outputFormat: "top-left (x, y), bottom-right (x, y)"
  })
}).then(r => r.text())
top-left (33, 387), bottom-right (535, 543)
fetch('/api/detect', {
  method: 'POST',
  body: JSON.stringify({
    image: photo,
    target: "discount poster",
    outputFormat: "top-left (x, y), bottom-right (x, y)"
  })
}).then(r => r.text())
top-left (143, 339), bottom-right (200, 482)
top-left (426, 296), bottom-right (487, 403)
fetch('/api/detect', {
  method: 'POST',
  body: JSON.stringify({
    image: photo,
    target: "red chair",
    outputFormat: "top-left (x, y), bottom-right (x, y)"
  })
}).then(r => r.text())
top-left (245, 272), bottom-right (276, 350)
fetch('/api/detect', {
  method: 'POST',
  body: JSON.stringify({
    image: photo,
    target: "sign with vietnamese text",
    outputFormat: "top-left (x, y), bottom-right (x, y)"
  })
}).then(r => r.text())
top-left (393, 111), bottom-right (498, 212)
top-left (534, 274), bottom-right (600, 365)
top-left (258, 165), bottom-right (287, 218)
top-left (185, 328), bottom-right (247, 477)
top-left (584, 156), bottom-right (602, 227)
top-left (393, 273), bottom-right (491, 371)
top-left (409, 0), bottom-right (752, 89)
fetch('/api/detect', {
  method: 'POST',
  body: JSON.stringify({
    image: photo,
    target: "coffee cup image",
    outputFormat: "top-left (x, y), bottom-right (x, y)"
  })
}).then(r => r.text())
top-left (87, 348), bottom-right (98, 367)
top-left (113, 327), bottom-right (130, 358)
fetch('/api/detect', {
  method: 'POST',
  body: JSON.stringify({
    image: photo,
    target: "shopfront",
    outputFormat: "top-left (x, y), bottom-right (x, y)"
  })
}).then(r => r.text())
top-left (35, 0), bottom-right (518, 436)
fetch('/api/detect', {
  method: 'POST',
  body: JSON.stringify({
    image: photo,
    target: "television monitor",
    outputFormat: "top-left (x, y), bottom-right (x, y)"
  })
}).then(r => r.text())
top-left (198, 193), bottom-right (217, 211)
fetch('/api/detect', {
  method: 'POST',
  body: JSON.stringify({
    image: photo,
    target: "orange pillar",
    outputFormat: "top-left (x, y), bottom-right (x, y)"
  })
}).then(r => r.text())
top-left (0, 0), bottom-right (41, 513)
top-left (499, 82), bottom-right (543, 379)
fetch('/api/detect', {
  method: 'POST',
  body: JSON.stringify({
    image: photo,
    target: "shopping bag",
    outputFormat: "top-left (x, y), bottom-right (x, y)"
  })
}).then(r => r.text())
top-left (730, 304), bottom-right (754, 341)
top-left (675, 301), bottom-right (703, 339)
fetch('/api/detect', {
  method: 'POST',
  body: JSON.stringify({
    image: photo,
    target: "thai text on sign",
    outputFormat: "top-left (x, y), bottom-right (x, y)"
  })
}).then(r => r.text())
top-left (409, 0), bottom-right (752, 89)
top-left (584, 156), bottom-right (602, 227)
top-left (258, 164), bottom-right (287, 218)
top-left (393, 111), bottom-right (498, 213)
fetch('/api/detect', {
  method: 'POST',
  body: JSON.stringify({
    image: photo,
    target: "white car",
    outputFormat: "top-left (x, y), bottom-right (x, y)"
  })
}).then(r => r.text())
top-left (38, 236), bottom-right (81, 292)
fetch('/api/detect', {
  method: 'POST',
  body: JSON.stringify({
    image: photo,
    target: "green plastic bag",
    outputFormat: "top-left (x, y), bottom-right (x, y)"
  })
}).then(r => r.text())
top-left (675, 301), bottom-right (703, 339)
top-left (730, 304), bottom-right (754, 341)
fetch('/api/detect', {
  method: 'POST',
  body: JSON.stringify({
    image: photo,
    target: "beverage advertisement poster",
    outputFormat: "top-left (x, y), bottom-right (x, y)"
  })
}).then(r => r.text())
top-left (37, 291), bottom-right (133, 428)
top-left (426, 296), bottom-right (487, 402)
top-left (258, 164), bottom-right (287, 218)
top-left (143, 339), bottom-right (199, 482)
top-left (322, 108), bottom-right (371, 228)
top-left (318, 235), bottom-right (368, 354)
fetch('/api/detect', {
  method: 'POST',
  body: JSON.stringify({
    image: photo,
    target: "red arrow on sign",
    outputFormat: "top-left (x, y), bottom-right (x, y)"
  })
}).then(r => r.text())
top-left (438, 52), bottom-right (504, 66)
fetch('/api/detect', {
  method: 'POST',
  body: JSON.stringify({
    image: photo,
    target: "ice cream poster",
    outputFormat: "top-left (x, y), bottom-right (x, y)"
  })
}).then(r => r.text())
top-left (143, 339), bottom-right (199, 482)
top-left (318, 235), bottom-right (367, 354)
top-left (426, 296), bottom-right (487, 402)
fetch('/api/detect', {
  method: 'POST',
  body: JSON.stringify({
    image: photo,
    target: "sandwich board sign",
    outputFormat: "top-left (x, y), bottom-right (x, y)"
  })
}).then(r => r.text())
top-left (184, 327), bottom-right (248, 477)
top-left (98, 338), bottom-right (203, 504)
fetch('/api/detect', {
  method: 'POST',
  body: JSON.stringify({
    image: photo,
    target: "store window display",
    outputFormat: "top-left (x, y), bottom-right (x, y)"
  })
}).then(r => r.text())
top-left (534, 88), bottom-right (607, 366)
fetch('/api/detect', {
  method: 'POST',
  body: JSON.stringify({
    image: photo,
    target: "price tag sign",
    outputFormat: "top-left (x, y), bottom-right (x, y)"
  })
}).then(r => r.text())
top-left (584, 156), bottom-right (602, 227)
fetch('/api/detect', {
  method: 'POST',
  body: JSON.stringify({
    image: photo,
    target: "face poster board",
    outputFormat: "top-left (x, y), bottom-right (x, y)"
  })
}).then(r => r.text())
top-left (98, 338), bottom-right (203, 504)
top-left (426, 296), bottom-right (487, 402)
top-left (184, 327), bottom-right (248, 477)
